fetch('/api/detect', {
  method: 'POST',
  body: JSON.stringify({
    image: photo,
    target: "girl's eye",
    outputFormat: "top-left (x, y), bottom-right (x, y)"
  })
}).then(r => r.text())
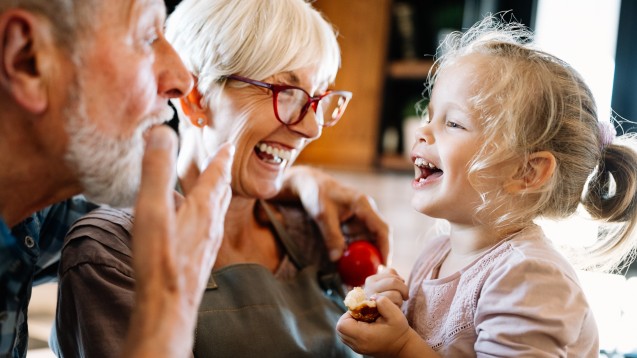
top-left (446, 121), bottom-right (465, 129)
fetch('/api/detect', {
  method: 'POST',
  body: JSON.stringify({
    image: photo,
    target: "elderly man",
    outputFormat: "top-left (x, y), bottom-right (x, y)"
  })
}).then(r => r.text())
top-left (0, 0), bottom-right (389, 357)
top-left (0, 0), bottom-right (235, 356)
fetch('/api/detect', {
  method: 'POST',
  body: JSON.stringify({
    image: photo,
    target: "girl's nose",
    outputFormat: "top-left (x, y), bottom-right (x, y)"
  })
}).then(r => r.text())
top-left (415, 120), bottom-right (434, 145)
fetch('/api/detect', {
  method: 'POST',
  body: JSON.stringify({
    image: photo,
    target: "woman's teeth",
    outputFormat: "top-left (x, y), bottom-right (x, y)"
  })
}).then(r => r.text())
top-left (256, 142), bottom-right (293, 164)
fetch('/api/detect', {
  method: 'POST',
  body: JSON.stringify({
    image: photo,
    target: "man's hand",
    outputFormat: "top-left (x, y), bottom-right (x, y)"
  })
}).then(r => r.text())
top-left (122, 126), bottom-right (233, 357)
top-left (278, 166), bottom-right (391, 263)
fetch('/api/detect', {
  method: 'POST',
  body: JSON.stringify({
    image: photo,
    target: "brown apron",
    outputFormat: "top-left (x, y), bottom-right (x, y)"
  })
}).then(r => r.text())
top-left (193, 202), bottom-right (358, 357)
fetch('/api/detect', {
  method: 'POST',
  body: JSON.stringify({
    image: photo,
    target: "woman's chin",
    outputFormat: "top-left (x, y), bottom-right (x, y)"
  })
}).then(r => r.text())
top-left (236, 180), bottom-right (283, 200)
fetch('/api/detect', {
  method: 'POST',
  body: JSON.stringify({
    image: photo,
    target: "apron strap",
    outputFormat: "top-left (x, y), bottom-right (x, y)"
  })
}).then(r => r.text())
top-left (259, 200), bottom-right (308, 270)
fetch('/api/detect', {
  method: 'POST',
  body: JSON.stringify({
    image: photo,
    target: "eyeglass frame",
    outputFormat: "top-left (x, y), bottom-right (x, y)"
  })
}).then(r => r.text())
top-left (225, 74), bottom-right (352, 127)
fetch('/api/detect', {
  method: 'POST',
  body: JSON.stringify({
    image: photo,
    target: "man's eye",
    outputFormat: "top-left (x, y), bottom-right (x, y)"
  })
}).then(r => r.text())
top-left (147, 36), bottom-right (158, 46)
top-left (145, 31), bottom-right (158, 46)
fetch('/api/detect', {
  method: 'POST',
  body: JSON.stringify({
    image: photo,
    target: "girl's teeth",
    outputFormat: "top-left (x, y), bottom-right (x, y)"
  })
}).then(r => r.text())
top-left (414, 157), bottom-right (437, 169)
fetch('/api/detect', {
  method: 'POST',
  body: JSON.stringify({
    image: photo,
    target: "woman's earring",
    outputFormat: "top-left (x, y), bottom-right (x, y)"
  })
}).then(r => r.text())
top-left (196, 118), bottom-right (206, 127)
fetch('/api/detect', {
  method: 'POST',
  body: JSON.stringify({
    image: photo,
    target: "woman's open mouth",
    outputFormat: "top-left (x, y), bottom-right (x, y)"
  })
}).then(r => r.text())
top-left (254, 141), bottom-right (294, 165)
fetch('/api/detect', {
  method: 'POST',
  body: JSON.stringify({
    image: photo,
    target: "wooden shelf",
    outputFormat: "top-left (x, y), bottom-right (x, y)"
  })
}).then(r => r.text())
top-left (387, 59), bottom-right (434, 79)
top-left (377, 153), bottom-right (413, 172)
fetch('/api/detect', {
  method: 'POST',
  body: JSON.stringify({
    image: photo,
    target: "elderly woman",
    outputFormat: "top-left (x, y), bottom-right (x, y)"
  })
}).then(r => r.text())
top-left (53, 0), bottom-right (386, 357)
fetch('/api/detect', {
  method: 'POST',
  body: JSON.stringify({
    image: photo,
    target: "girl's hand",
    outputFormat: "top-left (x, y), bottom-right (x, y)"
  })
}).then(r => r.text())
top-left (363, 267), bottom-right (408, 308)
top-left (337, 296), bottom-right (412, 357)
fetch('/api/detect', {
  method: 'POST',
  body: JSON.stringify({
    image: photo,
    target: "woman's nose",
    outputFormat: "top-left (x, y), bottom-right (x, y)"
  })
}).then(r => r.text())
top-left (288, 108), bottom-right (322, 140)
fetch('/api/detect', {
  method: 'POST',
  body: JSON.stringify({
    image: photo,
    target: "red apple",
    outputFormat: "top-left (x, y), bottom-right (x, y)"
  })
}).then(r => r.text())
top-left (338, 240), bottom-right (382, 287)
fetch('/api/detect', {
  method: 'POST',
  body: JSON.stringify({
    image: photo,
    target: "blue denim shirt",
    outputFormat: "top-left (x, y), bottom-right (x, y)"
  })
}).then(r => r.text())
top-left (0, 196), bottom-right (96, 357)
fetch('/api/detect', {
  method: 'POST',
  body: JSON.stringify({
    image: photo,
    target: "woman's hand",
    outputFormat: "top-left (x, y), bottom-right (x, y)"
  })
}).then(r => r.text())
top-left (277, 165), bottom-right (392, 262)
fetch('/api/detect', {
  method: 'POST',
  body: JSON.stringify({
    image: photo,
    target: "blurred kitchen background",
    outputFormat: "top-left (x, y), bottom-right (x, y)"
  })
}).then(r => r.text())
top-left (29, 0), bottom-right (637, 356)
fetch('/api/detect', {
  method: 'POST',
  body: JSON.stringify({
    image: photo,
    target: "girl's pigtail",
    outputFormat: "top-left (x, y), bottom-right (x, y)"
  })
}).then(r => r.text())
top-left (581, 133), bottom-right (637, 272)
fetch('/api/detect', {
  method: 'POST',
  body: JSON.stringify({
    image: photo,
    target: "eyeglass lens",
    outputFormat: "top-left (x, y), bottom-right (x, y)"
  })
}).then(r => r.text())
top-left (276, 88), bottom-right (348, 126)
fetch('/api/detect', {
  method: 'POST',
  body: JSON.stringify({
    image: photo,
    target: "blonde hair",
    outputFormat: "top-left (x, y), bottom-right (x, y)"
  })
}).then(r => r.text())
top-left (427, 15), bottom-right (637, 273)
top-left (165, 0), bottom-right (341, 106)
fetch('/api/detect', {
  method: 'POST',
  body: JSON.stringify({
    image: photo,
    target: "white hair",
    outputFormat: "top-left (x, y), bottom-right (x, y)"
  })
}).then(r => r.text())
top-left (165, 0), bottom-right (341, 106)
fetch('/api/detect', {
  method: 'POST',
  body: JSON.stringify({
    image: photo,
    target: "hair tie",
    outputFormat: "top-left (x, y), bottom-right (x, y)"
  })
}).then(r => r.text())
top-left (598, 121), bottom-right (616, 150)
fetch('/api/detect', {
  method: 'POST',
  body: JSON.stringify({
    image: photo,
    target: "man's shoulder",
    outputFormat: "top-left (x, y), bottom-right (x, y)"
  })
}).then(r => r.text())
top-left (66, 206), bottom-right (134, 239)
top-left (60, 207), bottom-right (134, 275)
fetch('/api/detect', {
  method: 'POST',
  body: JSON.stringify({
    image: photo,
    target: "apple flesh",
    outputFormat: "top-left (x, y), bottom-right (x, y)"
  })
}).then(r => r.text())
top-left (338, 240), bottom-right (382, 287)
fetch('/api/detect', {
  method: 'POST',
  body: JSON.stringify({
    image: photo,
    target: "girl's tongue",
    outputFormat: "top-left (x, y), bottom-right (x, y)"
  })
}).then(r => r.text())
top-left (417, 167), bottom-right (443, 183)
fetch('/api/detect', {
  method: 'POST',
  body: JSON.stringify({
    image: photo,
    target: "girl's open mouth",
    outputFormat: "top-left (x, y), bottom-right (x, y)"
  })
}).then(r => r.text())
top-left (414, 157), bottom-right (443, 183)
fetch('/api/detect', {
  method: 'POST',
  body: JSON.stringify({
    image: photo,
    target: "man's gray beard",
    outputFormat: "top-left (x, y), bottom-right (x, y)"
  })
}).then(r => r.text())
top-left (63, 87), bottom-right (174, 207)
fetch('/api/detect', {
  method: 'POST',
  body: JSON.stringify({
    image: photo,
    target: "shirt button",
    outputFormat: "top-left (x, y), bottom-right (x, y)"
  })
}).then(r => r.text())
top-left (24, 236), bottom-right (35, 248)
top-left (0, 311), bottom-right (8, 322)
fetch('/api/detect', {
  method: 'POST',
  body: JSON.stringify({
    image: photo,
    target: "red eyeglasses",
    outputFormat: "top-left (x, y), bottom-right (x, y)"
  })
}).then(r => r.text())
top-left (226, 75), bottom-right (352, 127)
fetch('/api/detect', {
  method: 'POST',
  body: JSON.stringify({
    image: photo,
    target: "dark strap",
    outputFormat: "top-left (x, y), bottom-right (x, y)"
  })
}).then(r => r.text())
top-left (259, 200), bottom-right (308, 270)
top-left (260, 201), bottom-right (347, 311)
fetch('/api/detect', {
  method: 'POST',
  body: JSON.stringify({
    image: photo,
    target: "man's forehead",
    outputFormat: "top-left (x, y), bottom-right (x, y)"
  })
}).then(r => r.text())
top-left (132, 0), bottom-right (167, 13)
top-left (116, 0), bottom-right (166, 24)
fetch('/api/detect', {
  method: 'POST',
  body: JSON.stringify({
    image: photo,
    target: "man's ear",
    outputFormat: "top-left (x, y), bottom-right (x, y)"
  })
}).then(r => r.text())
top-left (178, 81), bottom-right (210, 127)
top-left (504, 151), bottom-right (556, 194)
top-left (0, 9), bottom-right (48, 113)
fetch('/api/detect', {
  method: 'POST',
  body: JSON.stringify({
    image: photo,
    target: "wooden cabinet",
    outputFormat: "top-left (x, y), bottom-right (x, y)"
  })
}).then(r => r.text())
top-left (378, 58), bottom-right (434, 171)
top-left (295, 0), bottom-right (392, 170)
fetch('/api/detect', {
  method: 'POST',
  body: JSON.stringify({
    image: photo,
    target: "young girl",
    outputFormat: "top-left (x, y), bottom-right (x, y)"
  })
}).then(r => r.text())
top-left (337, 16), bottom-right (637, 357)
